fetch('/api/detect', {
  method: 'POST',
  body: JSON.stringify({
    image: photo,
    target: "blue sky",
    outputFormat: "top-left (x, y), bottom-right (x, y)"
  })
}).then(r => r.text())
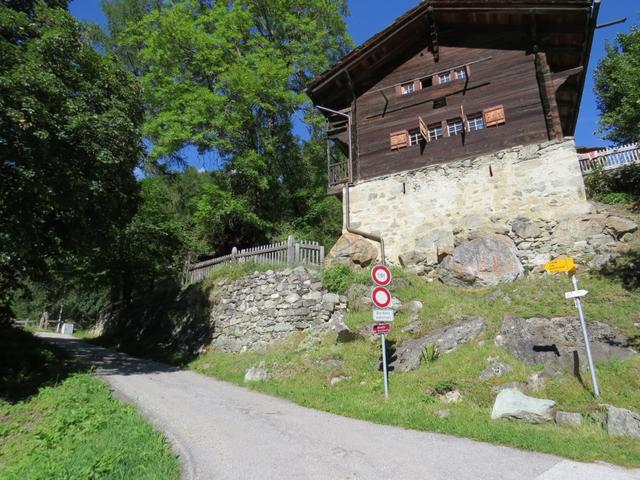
top-left (70, 0), bottom-right (639, 165)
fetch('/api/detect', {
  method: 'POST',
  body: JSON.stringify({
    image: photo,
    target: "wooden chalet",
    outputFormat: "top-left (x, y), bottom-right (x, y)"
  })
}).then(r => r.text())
top-left (306, 0), bottom-right (601, 194)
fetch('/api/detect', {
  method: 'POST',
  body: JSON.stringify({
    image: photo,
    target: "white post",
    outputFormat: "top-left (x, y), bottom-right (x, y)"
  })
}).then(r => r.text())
top-left (571, 274), bottom-right (601, 398)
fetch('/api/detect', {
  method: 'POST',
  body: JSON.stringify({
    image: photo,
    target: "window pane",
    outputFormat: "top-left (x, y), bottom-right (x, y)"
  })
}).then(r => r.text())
top-left (447, 118), bottom-right (464, 136)
top-left (438, 72), bottom-right (451, 84)
top-left (467, 114), bottom-right (485, 131)
top-left (401, 82), bottom-right (415, 94)
top-left (408, 129), bottom-right (422, 146)
top-left (454, 68), bottom-right (467, 80)
top-left (428, 123), bottom-right (443, 141)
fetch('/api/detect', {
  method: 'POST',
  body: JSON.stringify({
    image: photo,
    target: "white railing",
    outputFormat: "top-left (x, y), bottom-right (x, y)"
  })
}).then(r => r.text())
top-left (186, 235), bottom-right (325, 285)
top-left (579, 142), bottom-right (640, 174)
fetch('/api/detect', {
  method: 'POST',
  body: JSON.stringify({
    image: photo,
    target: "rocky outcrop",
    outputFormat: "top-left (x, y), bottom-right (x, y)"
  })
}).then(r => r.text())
top-left (394, 317), bottom-right (485, 372)
top-left (491, 388), bottom-right (556, 423)
top-left (210, 267), bottom-right (347, 353)
top-left (603, 404), bottom-right (640, 438)
top-left (437, 234), bottom-right (524, 287)
top-left (496, 316), bottom-right (637, 372)
top-left (325, 232), bottom-right (377, 268)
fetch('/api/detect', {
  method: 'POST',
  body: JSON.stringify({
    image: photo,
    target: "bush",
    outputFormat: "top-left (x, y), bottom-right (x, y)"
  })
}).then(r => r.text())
top-left (584, 164), bottom-right (640, 208)
top-left (422, 343), bottom-right (439, 363)
top-left (322, 264), bottom-right (355, 294)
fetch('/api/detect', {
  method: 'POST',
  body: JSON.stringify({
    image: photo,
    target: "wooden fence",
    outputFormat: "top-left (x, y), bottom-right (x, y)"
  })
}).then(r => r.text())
top-left (186, 236), bottom-right (325, 285)
top-left (579, 142), bottom-right (640, 174)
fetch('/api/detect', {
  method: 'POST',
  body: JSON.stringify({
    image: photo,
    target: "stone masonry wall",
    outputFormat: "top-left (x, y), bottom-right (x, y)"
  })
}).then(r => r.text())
top-left (348, 138), bottom-right (594, 267)
top-left (209, 267), bottom-right (346, 353)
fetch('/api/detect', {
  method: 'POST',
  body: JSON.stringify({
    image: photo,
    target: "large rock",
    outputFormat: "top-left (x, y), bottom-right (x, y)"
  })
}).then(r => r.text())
top-left (496, 316), bottom-right (637, 372)
top-left (603, 404), bottom-right (640, 438)
top-left (394, 316), bottom-right (485, 372)
top-left (244, 367), bottom-right (270, 382)
top-left (605, 215), bottom-right (638, 240)
top-left (552, 214), bottom-right (607, 244)
top-left (325, 232), bottom-right (377, 268)
top-left (491, 388), bottom-right (556, 423)
top-left (511, 217), bottom-right (542, 239)
top-left (437, 234), bottom-right (524, 287)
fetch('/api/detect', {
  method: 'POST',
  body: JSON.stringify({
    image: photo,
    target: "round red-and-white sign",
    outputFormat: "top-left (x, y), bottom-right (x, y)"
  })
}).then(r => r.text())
top-left (371, 286), bottom-right (392, 309)
top-left (371, 265), bottom-right (392, 286)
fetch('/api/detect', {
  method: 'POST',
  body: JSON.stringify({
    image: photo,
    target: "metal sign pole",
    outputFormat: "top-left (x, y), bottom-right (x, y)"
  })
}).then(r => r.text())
top-left (381, 333), bottom-right (389, 398)
top-left (571, 273), bottom-right (601, 398)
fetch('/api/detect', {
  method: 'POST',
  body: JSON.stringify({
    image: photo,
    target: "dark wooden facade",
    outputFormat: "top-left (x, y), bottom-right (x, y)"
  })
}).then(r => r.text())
top-left (306, 0), bottom-right (600, 192)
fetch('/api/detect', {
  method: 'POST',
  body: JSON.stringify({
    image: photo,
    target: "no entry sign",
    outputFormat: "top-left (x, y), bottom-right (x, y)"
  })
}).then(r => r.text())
top-left (371, 286), bottom-right (392, 309)
top-left (371, 265), bottom-right (392, 286)
top-left (373, 323), bottom-right (391, 335)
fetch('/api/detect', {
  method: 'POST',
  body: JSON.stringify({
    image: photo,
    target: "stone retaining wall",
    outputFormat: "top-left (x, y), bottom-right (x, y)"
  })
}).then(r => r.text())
top-left (209, 267), bottom-right (346, 352)
top-left (348, 138), bottom-right (592, 265)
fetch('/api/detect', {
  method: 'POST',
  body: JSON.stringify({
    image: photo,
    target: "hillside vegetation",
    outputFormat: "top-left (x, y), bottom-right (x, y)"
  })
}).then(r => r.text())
top-left (188, 264), bottom-right (640, 467)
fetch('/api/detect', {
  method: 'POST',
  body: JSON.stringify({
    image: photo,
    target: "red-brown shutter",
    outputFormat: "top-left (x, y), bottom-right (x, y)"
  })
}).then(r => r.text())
top-left (413, 79), bottom-right (422, 92)
top-left (389, 130), bottom-right (409, 150)
top-left (465, 64), bottom-right (471, 79)
top-left (483, 105), bottom-right (506, 127)
top-left (394, 85), bottom-right (403, 96)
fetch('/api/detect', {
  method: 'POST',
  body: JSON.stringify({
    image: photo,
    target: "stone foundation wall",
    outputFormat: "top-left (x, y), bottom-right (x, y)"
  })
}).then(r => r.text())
top-left (209, 267), bottom-right (346, 352)
top-left (348, 138), bottom-right (597, 268)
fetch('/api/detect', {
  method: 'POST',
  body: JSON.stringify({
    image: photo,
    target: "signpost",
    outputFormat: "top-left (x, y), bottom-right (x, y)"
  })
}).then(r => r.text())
top-left (373, 323), bottom-right (391, 335)
top-left (544, 257), bottom-right (601, 398)
top-left (371, 286), bottom-right (392, 309)
top-left (371, 265), bottom-right (392, 286)
top-left (373, 309), bottom-right (394, 322)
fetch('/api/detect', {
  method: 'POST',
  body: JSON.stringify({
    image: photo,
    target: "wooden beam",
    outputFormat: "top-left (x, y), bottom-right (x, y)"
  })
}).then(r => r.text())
top-left (551, 66), bottom-right (584, 92)
top-left (427, 6), bottom-right (439, 63)
top-left (535, 52), bottom-right (563, 140)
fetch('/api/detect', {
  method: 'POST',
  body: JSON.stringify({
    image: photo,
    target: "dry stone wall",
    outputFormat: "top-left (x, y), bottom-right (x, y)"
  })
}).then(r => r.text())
top-left (347, 138), bottom-right (634, 273)
top-left (209, 267), bottom-right (347, 352)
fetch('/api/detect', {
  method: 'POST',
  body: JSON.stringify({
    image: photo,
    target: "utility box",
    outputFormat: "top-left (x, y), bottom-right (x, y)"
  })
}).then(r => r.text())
top-left (61, 323), bottom-right (74, 336)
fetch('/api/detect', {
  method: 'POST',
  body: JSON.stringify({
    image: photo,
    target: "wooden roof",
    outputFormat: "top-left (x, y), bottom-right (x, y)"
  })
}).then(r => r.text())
top-left (307, 0), bottom-right (599, 136)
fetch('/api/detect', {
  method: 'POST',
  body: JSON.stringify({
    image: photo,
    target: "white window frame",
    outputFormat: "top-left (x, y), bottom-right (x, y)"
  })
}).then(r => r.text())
top-left (400, 82), bottom-right (415, 95)
top-left (467, 114), bottom-right (485, 132)
top-left (454, 68), bottom-right (467, 80)
top-left (438, 72), bottom-right (451, 84)
top-left (408, 129), bottom-right (422, 146)
top-left (428, 123), bottom-right (443, 141)
top-left (447, 118), bottom-right (464, 136)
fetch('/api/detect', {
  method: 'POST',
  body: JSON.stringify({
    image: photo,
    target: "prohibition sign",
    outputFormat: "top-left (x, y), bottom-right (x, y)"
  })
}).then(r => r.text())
top-left (371, 265), bottom-right (392, 286)
top-left (371, 287), bottom-right (392, 309)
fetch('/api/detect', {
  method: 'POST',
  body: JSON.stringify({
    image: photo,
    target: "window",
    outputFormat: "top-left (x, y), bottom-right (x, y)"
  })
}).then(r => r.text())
top-left (400, 82), bottom-right (415, 95)
top-left (438, 72), bottom-right (451, 84)
top-left (447, 118), bottom-right (464, 136)
top-left (433, 97), bottom-right (447, 109)
top-left (454, 68), bottom-right (467, 80)
top-left (467, 114), bottom-right (485, 131)
top-left (428, 123), bottom-right (443, 141)
top-left (421, 77), bottom-right (433, 89)
top-left (408, 128), bottom-right (422, 146)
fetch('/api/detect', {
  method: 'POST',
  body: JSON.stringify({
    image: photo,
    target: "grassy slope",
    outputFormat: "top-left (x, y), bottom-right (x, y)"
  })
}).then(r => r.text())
top-left (0, 328), bottom-right (180, 480)
top-left (190, 269), bottom-right (640, 467)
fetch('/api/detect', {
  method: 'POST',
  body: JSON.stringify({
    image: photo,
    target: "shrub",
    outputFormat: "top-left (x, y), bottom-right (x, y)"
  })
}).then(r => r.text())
top-left (322, 264), bottom-right (357, 294)
top-left (433, 379), bottom-right (457, 395)
top-left (421, 343), bottom-right (440, 363)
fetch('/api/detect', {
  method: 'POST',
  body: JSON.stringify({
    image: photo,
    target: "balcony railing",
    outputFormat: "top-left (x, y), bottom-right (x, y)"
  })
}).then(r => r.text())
top-left (579, 142), bottom-right (640, 174)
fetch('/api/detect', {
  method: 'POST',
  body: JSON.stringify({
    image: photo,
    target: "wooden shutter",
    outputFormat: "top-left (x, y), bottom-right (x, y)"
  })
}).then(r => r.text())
top-left (413, 79), bottom-right (422, 92)
top-left (465, 64), bottom-right (471, 79)
top-left (394, 85), bottom-right (403, 96)
top-left (460, 105), bottom-right (468, 132)
top-left (483, 105), bottom-right (506, 127)
top-left (389, 130), bottom-right (409, 150)
top-left (418, 116), bottom-right (429, 142)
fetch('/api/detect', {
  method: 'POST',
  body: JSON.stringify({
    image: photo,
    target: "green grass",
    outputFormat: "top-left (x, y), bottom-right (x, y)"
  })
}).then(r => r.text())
top-left (189, 268), bottom-right (640, 467)
top-left (0, 327), bottom-right (180, 479)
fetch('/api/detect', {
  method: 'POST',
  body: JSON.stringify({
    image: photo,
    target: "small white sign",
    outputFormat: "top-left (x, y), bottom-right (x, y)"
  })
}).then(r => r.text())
top-left (373, 309), bottom-right (394, 322)
top-left (565, 289), bottom-right (588, 299)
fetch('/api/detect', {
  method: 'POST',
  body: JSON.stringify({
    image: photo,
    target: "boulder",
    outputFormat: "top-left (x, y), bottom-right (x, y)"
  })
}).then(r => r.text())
top-left (555, 411), bottom-right (583, 427)
top-left (496, 316), bottom-right (637, 373)
top-left (479, 362), bottom-right (513, 381)
top-left (552, 214), bottom-right (607, 244)
top-left (511, 217), bottom-right (543, 239)
top-left (603, 405), bottom-right (640, 438)
top-left (491, 388), bottom-right (556, 423)
top-left (325, 232), bottom-right (377, 268)
top-left (605, 215), bottom-right (638, 239)
top-left (394, 316), bottom-right (485, 372)
top-left (437, 234), bottom-right (524, 287)
top-left (407, 300), bottom-right (424, 314)
top-left (244, 367), bottom-right (270, 382)
top-left (439, 389), bottom-right (462, 404)
top-left (415, 229), bottom-right (455, 258)
top-left (328, 311), bottom-right (357, 343)
top-left (399, 249), bottom-right (438, 269)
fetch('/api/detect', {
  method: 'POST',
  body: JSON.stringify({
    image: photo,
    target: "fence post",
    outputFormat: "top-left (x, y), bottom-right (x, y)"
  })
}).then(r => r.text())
top-left (319, 245), bottom-right (325, 264)
top-left (231, 246), bottom-right (238, 263)
top-left (294, 242), bottom-right (300, 265)
top-left (287, 236), bottom-right (295, 264)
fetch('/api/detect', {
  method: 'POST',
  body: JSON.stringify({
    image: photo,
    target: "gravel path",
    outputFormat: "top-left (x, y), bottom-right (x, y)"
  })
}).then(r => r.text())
top-left (38, 333), bottom-right (640, 480)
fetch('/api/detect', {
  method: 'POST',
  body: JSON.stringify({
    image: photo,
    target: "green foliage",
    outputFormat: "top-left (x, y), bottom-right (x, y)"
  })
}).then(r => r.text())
top-left (594, 25), bottom-right (640, 144)
top-left (433, 380), bottom-right (457, 395)
top-left (321, 263), bottom-right (371, 294)
top-left (0, 373), bottom-right (180, 479)
top-left (584, 164), bottom-right (640, 208)
top-left (422, 343), bottom-right (440, 364)
top-left (0, 1), bottom-right (143, 315)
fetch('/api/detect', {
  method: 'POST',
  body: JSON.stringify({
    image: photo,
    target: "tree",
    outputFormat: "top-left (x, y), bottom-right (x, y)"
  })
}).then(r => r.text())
top-left (95, 0), bottom-right (350, 250)
top-left (0, 1), bottom-right (144, 317)
top-left (594, 26), bottom-right (640, 144)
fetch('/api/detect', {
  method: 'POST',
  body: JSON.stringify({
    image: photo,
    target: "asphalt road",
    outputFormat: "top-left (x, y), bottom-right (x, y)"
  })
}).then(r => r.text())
top-left (38, 333), bottom-right (640, 480)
